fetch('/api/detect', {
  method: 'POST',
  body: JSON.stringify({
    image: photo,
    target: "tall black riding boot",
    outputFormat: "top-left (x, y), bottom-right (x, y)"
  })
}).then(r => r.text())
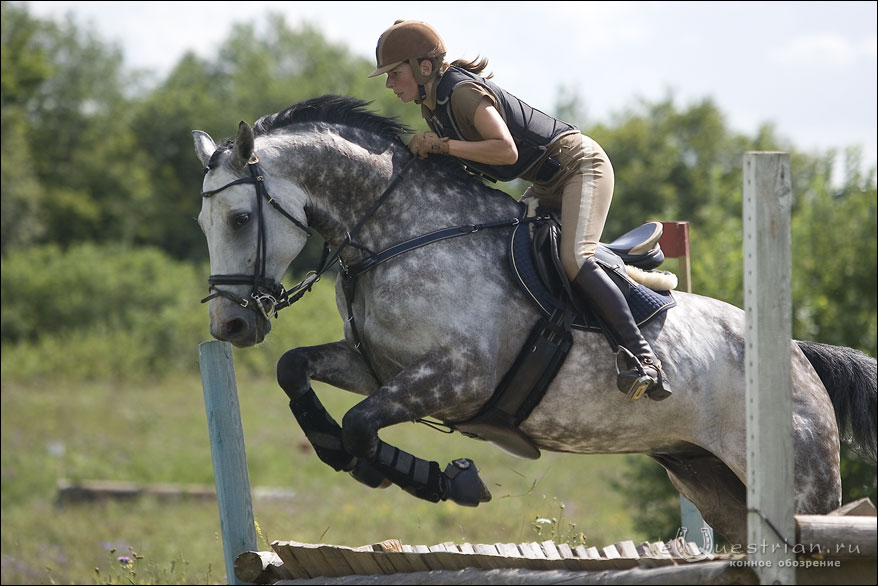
top-left (572, 257), bottom-right (672, 401)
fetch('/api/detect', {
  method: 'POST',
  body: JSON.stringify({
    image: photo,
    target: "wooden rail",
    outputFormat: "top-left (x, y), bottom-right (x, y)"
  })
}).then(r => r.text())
top-left (235, 502), bottom-right (876, 585)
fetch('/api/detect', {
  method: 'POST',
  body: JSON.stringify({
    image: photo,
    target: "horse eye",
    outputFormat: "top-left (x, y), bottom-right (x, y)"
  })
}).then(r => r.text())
top-left (233, 213), bottom-right (250, 229)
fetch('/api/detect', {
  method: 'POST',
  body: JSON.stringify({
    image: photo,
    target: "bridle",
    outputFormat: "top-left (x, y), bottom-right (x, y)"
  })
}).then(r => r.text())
top-left (200, 153), bottom-right (417, 320)
top-left (200, 155), bottom-right (313, 320)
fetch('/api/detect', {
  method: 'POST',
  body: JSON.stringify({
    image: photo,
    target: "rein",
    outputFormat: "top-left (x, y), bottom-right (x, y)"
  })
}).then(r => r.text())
top-left (200, 155), bottom-right (418, 319)
top-left (199, 151), bottom-right (545, 370)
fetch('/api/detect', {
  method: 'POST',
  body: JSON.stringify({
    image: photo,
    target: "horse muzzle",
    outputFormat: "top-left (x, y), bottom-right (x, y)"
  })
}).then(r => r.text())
top-left (209, 296), bottom-right (272, 347)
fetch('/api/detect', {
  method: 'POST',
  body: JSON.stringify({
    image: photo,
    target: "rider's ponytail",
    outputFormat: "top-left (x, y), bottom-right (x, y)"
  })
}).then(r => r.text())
top-left (449, 56), bottom-right (493, 79)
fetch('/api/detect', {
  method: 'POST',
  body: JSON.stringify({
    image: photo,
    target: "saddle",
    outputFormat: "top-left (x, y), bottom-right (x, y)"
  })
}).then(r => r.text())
top-left (448, 210), bottom-right (676, 460)
top-left (513, 213), bottom-right (676, 331)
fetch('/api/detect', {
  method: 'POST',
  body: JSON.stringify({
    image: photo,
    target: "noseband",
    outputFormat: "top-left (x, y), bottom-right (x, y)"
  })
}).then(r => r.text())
top-left (200, 156), bottom-right (313, 320)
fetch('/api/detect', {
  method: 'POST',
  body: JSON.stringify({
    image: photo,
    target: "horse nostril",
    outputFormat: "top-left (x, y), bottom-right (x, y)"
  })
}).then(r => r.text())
top-left (224, 317), bottom-right (249, 339)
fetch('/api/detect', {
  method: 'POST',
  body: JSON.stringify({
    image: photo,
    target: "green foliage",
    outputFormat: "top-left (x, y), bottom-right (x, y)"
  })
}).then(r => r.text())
top-left (0, 243), bottom-right (345, 382)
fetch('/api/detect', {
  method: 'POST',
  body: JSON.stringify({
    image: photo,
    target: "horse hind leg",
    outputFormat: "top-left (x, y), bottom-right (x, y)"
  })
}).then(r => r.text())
top-left (651, 446), bottom-right (748, 546)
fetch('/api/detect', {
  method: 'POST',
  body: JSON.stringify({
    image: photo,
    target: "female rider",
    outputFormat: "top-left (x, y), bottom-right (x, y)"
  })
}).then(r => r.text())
top-left (369, 20), bottom-right (671, 402)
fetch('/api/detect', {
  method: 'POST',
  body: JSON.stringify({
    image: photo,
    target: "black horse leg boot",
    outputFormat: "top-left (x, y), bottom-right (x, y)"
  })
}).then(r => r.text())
top-left (571, 257), bottom-right (672, 401)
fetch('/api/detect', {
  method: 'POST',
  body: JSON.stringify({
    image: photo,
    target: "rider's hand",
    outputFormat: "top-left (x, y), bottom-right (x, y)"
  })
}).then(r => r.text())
top-left (409, 132), bottom-right (450, 159)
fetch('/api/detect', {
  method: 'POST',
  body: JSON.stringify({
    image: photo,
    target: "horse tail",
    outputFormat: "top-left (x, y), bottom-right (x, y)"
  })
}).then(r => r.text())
top-left (796, 340), bottom-right (877, 461)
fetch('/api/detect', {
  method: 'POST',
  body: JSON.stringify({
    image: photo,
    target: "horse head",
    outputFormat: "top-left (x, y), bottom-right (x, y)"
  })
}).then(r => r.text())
top-left (193, 95), bottom-right (523, 350)
top-left (193, 121), bottom-right (311, 346)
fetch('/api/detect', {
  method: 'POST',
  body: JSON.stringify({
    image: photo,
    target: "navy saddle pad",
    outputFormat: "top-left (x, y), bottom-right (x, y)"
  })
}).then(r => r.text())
top-left (509, 221), bottom-right (676, 332)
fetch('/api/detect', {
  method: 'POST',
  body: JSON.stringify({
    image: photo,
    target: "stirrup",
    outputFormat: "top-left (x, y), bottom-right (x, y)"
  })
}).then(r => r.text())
top-left (615, 347), bottom-right (655, 402)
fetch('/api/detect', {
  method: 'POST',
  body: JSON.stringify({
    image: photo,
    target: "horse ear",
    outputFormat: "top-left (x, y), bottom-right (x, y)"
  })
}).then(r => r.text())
top-left (192, 130), bottom-right (216, 167)
top-left (230, 121), bottom-right (255, 171)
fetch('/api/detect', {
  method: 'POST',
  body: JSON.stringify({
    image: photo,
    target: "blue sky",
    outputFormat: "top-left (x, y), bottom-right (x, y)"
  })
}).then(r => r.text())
top-left (26, 1), bottom-right (878, 178)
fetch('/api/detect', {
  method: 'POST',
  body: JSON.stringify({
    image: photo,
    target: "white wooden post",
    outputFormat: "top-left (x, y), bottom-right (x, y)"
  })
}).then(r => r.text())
top-left (743, 152), bottom-right (795, 584)
top-left (199, 341), bottom-right (258, 585)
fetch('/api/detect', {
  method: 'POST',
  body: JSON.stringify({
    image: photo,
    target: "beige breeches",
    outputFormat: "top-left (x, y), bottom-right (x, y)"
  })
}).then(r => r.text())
top-left (522, 134), bottom-right (615, 279)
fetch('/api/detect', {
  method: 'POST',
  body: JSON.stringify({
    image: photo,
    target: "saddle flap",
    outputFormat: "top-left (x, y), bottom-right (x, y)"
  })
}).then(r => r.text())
top-left (455, 414), bottom-right (541, 460)
top-left (509, 218), bottom-right (676, 332)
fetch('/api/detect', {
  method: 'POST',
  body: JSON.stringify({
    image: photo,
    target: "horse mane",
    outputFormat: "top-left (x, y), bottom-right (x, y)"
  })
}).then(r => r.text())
top-left (254, 95), bottom-right (410, 144)
top-left (214, 95), bottom-right (496, 192)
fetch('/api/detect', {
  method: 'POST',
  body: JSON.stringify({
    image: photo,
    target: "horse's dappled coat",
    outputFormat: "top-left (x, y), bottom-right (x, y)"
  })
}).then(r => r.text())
top-left (194, 95), bottom-right (876, 544)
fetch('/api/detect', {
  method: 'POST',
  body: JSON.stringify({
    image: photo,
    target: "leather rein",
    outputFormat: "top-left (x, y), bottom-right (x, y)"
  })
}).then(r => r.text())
top-left (200, 153), bottom-right (545, 336)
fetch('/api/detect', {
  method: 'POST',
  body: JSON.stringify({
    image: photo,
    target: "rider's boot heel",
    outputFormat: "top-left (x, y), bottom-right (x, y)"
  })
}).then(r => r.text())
top-left (646, 360), bottom-right (672, 401)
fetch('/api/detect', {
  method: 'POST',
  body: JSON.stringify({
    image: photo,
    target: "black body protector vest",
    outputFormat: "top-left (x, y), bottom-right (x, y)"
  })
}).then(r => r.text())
top-left (426, 66), bottom-right (578, 182)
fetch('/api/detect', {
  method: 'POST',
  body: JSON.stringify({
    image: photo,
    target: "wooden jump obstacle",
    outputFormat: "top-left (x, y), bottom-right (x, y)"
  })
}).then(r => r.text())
top-left (232, 504), bottom-right (876, 584)
top-left (199, 153), bottom-right (876, 585)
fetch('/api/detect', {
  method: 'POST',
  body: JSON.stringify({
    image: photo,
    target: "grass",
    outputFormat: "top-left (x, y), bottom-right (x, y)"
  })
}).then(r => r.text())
top-left (1, 364), bottom-right (648, 584)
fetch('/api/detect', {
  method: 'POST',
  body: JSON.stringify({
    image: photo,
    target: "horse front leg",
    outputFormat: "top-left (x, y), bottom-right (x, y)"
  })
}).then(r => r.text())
top-left (276, 340), bottom-right (389, 488)
top-left (340, 350), bottom-right (493, 507)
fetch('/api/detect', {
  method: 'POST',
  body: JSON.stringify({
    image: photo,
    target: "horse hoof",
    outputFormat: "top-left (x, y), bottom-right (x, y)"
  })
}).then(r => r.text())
top-left (443, 458), bottom-right (492, 506)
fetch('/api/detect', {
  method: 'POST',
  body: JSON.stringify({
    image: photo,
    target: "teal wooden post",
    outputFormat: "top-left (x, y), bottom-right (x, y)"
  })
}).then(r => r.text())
top-left (199, 341), bottom-right (258, 585)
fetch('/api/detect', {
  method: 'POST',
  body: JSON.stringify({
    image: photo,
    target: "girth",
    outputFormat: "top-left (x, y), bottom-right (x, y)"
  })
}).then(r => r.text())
top-left (444, 212), bottom-right (678, 459)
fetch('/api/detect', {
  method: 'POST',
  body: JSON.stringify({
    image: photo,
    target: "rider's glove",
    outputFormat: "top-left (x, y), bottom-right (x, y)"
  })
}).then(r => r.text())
top-left (409, 132), bottom-right (449, 159)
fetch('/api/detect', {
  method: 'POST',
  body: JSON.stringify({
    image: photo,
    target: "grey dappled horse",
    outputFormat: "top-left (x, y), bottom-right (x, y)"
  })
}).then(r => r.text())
top-left (194, 96), bottom-right (876, 544)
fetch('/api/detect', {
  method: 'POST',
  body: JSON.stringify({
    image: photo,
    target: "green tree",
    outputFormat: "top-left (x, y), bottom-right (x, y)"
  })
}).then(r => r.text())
top-left (1, 2), bottom-right (152, 253)
top-left (590, 97), bottom-right (877, 540)
top-left (129, 14), bottom-right (426, 264)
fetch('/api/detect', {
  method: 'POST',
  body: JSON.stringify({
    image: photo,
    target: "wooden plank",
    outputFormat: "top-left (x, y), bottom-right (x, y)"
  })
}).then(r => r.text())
top-left (287, 543), bottom-right (340, 578)
top-left (426, 543), bottom-right (470, 571)
top-left (270, 542), bottom-right (313, 579)
top-left (490, 543), bottom-right (529, 570)
top-left (315, 545), bottom-right (357, 577)
top-left (602, 544), bottom-right (621, 559)
top-left (648, 541), bottom-right (673, 559)
top-left (795, 514), bottom-right (877, 557)
top-left (369, 551), bottom-right (400, 575)
top-left (555, 543), bottom-right (586, 571)
top-left (372, 539), bottom-right (404, 552)
top-left (829, 498), bottom-right (877, 517)
top-left (601, 544), bottom-right (639, 570)
top-left (234, 550), bottom-right (292, 583)
top-left (337, 547), bottom-right (386, 576)
top-left (472, 544), bottom-right (504, 570)
top-left (540, 540), bottom-right (562, 561)
top-left (198, 341), bottom-right (257, 586)
top-left (635, 542), bottom-right (652, 558)
top-left (493, 543), bottom-right (521, 558)
top-left (251, 561), bottom-right (758, 585)
top-left (614, 541), bottom-right (640, 559)
top-left (381, 551), bottom-right (423, 574)
top-left (514, 542), bottom-right (543, 570)
top-left (410, 544), bottom-right (444, 571)
top-left (393, 545), bottom-right (431, 572)
top-left (525, 541), bottom-right (557, 570)
top-left (743, 151), bottom-right (795, 585)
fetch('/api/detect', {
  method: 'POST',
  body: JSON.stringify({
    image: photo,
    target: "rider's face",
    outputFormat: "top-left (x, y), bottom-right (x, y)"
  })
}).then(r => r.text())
top-left (385, 63), bottom-right (418, 103)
